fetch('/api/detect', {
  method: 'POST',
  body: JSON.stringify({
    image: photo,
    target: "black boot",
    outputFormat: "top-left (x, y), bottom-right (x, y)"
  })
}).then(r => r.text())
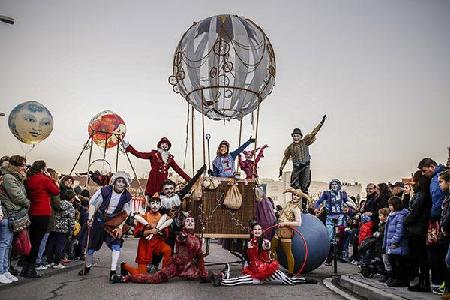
top-left (22, 263), bottom-right (42, 278)
top-left (109, 270), bottom-right (117, 281)
top-left (120, 262), bottom-right (128, 276)
top-left (111, 274), bottom-right (124, 284)
top-left (78, 265), bottom-right (91, 276)
top-left (20, 261), bottom-right (29, 277)
top-left (379, 271), bottom-right (391, 283)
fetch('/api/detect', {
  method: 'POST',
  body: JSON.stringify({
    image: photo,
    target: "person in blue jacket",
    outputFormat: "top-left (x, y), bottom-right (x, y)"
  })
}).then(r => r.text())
top-left (383, 196), bottom-right (409, 287)
top-left (211, 137), bottom-right (255, 177)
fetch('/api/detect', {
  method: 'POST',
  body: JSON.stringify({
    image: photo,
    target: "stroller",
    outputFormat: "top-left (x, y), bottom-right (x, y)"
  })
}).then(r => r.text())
top-left (357, 234), bottom-right (385, 278)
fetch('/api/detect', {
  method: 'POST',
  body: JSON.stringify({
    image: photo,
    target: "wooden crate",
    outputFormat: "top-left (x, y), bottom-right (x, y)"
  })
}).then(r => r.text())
top-left (190, 179), bottom-right (256, 239)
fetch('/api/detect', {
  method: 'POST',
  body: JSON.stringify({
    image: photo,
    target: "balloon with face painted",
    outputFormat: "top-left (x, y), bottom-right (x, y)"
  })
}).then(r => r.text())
top-left (88, 110), bottom-right (126, 149)
top-left (8, 101), bottom-right (54, 144)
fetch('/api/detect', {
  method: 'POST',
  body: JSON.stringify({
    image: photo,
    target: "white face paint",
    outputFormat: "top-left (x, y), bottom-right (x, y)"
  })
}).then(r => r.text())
top-left (114, 178), bottom-right (126, 193)
top-left (331, 182), bottom-right (340, 192)
top-left (149, 200), bottom-right (161, 213)
top-left (292, 133), bottom-right (302, 143)
top-left (184, 217), bottom-right (195, 230)
top-left (160, 142), bottom-right (169, 151)
top-left (252, 224), bottom-right (262, 238)
top-left (292, 193), bottom-right (301, 202)
top-left (245, 152), bottom-right (253, 160)
top-left (163, 184), bottom-right (175, 197)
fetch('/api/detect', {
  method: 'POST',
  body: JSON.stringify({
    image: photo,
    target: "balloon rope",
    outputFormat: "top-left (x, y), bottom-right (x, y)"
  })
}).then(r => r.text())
top-left (125, 151), bottom-right (145, 198)
top-left (252, 100), bottom-right (261, 179)
top-left (183, 103), bottom-right (190, 169)
top-left (69, 136), bottom-right (91, 176)
top-left (263, 224), bottom-right (309, 275)
top-left (85, 140), bottom-right (93, 186)
top-left (191, 105), bottom-right (195, 176)
top-left (200, 89), bottom-right (206, 167)
top-left (236, 118), bottom-right (243, 173)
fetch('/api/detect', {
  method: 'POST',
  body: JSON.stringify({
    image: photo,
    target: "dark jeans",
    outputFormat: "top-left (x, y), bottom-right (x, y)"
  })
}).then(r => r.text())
top-left (427, 243), bottom-right (449, 285)
top-left (388, 254), bottom-right (407, 282)
top-left (46, 232), bottom-right (68, 264)
top-left (26, 216), bottom-right (50, 265)
top-left (409, 234), bottom-right (429, 283)
top-left (290, 162), bottom-right (311, 193)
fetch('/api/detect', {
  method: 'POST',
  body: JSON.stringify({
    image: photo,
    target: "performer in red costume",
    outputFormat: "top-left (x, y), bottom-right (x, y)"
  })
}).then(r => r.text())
top-left (238, 144), bottom-right (268, 179)
top-left (112, 214), bottom-right (210, 284)
top-left (120, 196), bottom-right (172, 275)
top-left (213, 220), bottom-right (317, 286)
top-left (122, 137), bottom-right (191, 197)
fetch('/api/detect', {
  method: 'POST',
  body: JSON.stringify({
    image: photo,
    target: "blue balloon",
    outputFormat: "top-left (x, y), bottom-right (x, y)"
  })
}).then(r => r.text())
top-left (276, 213), bottom-right (330, 273)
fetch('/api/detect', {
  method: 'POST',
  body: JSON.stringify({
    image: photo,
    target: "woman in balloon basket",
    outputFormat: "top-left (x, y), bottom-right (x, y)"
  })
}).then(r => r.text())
top-left (212, 219), bottom-right (317, 286)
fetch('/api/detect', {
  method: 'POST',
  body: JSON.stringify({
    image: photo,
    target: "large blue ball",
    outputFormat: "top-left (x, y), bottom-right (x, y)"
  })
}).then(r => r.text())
top-left (276, 213), bottom-right (330, 273)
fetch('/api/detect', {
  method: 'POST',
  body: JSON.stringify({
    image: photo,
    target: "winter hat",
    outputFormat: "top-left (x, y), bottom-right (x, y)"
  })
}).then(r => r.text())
top-left (111, 171), bottom-right (132, 187)
top-left (157, 137), bottom-right (172, 150)
top-left (291, 128), bottom-right (302, 137)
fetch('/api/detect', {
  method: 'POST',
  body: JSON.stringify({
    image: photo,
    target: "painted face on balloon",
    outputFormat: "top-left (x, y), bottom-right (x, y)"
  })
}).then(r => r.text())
top-left (252, 224), bottom-right (263, 238)
top-left (292, 133), bottom-right (302, 144)
top-left (9, 102), bottom-right (53, 144)
top-left (163, 184), bottom-right (175, 197)
top-left (114, 178), bottom-right (127, 193)
top-left (160, 142), bottom-right (169, 151)
top-left (149, 199), bottom-right (161, 213)
top-left (184, 217), bottom-right (195, 230)
top-left (331, 182), bottom-right (340, 192)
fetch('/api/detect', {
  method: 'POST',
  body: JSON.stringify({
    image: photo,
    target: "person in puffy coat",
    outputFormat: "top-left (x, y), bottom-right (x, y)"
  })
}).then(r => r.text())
top-left (383, 196), bottom-right (409, 287)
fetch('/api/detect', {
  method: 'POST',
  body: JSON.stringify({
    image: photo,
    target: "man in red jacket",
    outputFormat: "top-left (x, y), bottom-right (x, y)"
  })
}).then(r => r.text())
top-left (122, 137), bottom-right (191, 198)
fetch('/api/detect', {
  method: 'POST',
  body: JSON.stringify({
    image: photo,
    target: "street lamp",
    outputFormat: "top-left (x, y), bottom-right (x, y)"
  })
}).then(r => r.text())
top-left (0, 15), bottom-right (15, 24)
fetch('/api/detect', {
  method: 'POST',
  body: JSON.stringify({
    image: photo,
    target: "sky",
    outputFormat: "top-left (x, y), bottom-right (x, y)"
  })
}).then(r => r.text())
top-left (1, 0), bottom-right (449, 186)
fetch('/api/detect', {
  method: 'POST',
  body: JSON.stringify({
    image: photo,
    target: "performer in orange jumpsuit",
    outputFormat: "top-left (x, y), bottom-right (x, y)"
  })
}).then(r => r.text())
top-left (112, 215), bottom-right (210, 284)
top-left (120, 196), bottom-right (172, 275)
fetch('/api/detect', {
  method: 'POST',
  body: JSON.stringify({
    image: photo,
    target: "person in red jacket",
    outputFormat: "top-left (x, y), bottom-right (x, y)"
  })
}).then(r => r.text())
top-left (122, 137), bottom-right (191, 198)
top-left (23, 160), bottom-right (60, 278)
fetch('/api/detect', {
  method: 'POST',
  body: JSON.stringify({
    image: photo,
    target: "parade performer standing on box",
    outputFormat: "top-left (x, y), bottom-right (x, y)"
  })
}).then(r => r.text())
top-left (78, 171), bottom-right (132, 280)
top-left (279, 115), bottom-right (326, 193)
top-left (112, 214), bottom-right (210, 284)
top-left (120, 196), bottom-right (172, 276)
top-left (123, 137), bottom-right (191, 197)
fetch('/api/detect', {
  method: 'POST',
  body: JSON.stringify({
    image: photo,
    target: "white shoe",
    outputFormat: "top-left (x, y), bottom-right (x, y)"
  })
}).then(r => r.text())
top-left (4, 272), bottom-right (18, 282)
top-left (36, 265), bottom-right (48, 270)
top-left (53, 263), bottom-right (66, 269)
top-left (0, 274), bottom-right (12, 284)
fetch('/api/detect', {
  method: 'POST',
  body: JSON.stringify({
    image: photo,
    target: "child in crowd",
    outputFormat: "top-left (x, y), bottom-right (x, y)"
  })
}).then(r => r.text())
top-left (383, 196), bottom-right (409, 287)
top-left (376, 208), bottom-right (391, 282)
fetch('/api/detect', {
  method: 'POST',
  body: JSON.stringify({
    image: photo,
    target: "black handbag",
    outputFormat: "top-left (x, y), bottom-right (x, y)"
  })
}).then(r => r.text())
top-left (8, 208), bottom-right (31, 232)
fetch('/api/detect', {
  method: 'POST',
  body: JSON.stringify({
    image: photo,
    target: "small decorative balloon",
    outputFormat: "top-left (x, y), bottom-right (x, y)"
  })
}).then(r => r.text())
top-left (88, 110), bottom-right (126, 149)
top-left (8, 101), bottom-right (54, 144)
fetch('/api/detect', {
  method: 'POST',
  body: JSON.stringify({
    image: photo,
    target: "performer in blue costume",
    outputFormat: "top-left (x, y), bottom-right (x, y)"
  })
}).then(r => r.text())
top-left (78, 171), bottom-right (132, 280)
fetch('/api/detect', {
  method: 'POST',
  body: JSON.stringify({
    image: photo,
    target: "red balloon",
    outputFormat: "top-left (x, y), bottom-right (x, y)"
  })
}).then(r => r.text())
top-left (88, 110), bottom-right (126, 149)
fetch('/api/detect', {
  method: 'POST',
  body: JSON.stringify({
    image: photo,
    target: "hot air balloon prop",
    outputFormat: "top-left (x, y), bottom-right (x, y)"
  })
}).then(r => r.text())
top-left (169, 15), bottom-right (278, 257)
top-left (8, 101), bottom-right (54, 145)
top-left (88, 110), bottom-right (126, 149)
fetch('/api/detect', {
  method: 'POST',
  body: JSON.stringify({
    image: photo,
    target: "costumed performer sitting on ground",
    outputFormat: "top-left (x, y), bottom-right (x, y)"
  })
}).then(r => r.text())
top-left (271, 188), bottom-right (309, 277)
top-left (120, 196), bottom-right (172, 276)
top-left (213, 220), bottom-right (316, 286)
top-left (112, 214), bottom-right (211, 284)
top-left (211, 137), bottom-right (255, 178)
top-left (78, 171), bottom-right (132, 281)
top-left (123, 137), bottom-right (191, 197)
